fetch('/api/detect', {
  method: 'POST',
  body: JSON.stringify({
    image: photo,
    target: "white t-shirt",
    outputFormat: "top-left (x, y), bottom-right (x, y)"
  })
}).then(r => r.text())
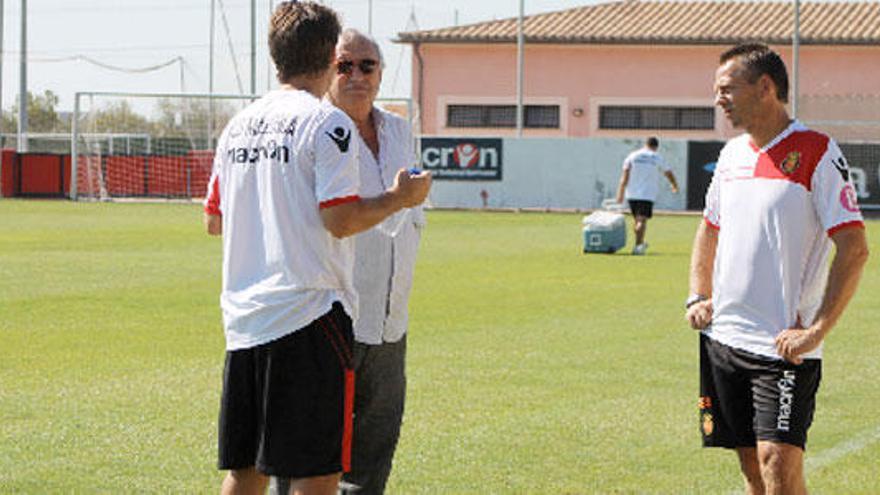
top-left (703, 121), bottom-right (864, 360)
top-left (351, 107), bottom-right (425, 345)
top-left (622, 148), bottom-right (671, 202)
top-left (204, 89), bottom-right (361, 351)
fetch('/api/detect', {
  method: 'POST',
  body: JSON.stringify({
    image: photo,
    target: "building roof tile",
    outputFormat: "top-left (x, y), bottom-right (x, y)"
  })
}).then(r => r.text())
top-left (397, 1), bottom-right (880, 45)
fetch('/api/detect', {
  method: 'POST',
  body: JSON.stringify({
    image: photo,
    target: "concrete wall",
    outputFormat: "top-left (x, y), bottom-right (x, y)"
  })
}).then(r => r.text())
top-left (424, 137), bottom-right (688, 211)
top-left (413, 43), bottom-right (880, 142)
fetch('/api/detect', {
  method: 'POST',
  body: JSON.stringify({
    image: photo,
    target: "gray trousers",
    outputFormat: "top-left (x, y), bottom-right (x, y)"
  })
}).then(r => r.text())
top-left (271, 335), bottom-right (407, 495)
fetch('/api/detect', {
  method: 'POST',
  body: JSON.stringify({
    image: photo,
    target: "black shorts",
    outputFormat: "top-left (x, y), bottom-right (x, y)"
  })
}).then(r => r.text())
top-left (628, 199), bottom-right (654, 218)
top-left (218, 302), bottom-right (355, 478)
top-left (699, 334), bottom-right (821, 450)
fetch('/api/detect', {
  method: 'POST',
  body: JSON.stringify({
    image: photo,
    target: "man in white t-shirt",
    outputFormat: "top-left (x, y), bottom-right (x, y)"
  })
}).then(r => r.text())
top-left (615, 136), bottom-right (679, 255)
top-left (686, 43), bottom-right (868, 494)
top-left (203, 4), bottom-right (431, 495)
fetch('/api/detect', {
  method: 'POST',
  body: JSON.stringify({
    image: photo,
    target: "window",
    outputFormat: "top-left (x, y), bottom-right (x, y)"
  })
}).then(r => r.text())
top-left (599, 106), bottom-right (714, 130)
top-left (447, 104), bottom-right (560, 129)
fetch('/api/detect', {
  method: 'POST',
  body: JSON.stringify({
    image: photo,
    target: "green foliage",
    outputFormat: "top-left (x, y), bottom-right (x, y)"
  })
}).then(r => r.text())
top-left (88, 100), bottom-right (153, 134)
top-left (1, 90), bottom-right (66, 134)
top-left (0, 203), bottom-right (877, 493)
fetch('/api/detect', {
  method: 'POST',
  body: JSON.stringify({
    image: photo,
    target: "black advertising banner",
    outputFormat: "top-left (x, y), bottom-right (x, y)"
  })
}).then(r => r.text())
top-left (839, 143), bottom-right (880, 210)
top-left (419, 138), bottom-right (503, 180)
top-left (686, 141), bottom-right (724, 210)
top-left (687, 141), bottom-right (880, 211)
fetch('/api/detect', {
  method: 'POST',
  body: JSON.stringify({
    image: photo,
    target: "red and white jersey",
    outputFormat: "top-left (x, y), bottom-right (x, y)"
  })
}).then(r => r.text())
top-left (204, 89), bottom-right (360, 350)
top-left (703, 121), bottom-right (864, 360)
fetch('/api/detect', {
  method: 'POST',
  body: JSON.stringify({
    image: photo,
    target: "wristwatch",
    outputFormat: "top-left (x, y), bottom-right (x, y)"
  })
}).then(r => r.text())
top-left (685, 293), bottom-right (708, 309)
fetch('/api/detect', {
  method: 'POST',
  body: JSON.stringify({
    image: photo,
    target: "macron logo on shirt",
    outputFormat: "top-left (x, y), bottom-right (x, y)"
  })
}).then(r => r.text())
top-left (326, 127), bottom-right (352, 153)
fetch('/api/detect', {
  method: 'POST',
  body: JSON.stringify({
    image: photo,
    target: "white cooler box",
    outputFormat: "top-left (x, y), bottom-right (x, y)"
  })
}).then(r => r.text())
top-left (582, 209), bottom-right (626, 254)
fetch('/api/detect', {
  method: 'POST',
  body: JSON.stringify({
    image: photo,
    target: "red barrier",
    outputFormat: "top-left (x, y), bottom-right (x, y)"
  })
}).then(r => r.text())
top-left (106, 156), bottom-right (146, 196)
top-left (148, 156), bottom-right (187, 196)
top-left (75, 155), bottom-right (104, 198)
top-left (188, 150), bottom-right (214, 199)
top-left (1, 149), bottom-right (16, 197)
top-left (19, 154), bottom-right (65, 196)
top-left (5, 151), bottom-right (219, 198)
top-left (62, 156), bottom-right (71, 195)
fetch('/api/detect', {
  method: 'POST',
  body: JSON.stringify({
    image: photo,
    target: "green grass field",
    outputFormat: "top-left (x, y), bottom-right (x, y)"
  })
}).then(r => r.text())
top-left (1, 200), bottom-right (878, 493)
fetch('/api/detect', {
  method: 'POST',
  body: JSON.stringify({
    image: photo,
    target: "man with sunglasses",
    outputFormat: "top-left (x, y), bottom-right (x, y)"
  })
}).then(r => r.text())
top-left (205, 3), bottom-right (431, 495)
top-left (275, 28), bottom-right (428, 495)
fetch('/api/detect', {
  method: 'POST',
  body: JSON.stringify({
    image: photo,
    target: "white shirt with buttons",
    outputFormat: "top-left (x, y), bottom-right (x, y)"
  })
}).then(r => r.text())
top-left (352, 106), bottom-right (426, 345)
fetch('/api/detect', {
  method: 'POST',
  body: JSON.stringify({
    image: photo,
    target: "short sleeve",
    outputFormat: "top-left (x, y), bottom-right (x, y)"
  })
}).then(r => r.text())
top-left (702, 169), bottom-right (721, 230)
top-left (702, 147), bottom-right (723, 229)
top-left (811, 139), bottom-right (864, 235)
top-left (622, 155), bottom-right (632, 171)
top-left (204, 153), bottom-right (222, 216)
top-left (658, 154), bottom-right (672, 172)
top-left (314, 109), bottom-right (361, 209)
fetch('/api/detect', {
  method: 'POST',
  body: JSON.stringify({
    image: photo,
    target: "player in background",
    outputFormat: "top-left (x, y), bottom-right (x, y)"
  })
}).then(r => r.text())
top-left (203, 3), bottom-right (431, 494)
top-left (686, 43), bottom-right (868, 494)
top-left (615, 136), bottom-right (679, 255)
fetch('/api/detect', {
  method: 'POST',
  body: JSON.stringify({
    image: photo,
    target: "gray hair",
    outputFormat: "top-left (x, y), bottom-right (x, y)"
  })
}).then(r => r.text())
top-left (339, 28), bottom-right (384, 68)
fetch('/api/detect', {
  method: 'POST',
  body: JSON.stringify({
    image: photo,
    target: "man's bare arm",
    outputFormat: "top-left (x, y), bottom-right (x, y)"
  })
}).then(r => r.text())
top-left (776, 226), bottom-right (869, 363)
top-left (320, 169), bottom-right (432, 239)
top-left (664, 170), bottom-right (680, 194)
top-left (205, 213), bottom-right (222, 236)
top-left (615, 168), bottom-right (630, 204)
top-left (686, 220), bottom-right (718, 329)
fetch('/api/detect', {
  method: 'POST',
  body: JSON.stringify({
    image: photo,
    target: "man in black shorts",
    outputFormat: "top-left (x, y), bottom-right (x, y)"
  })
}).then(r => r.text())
top-left (614, 136), bottom-right (678, 255)
top-left (204, 3), bottom-right (431, 493)
top-left (686, 43), bottom-right (868, 493)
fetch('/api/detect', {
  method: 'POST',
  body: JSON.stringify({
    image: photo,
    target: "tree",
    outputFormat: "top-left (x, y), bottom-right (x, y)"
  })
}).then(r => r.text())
top-left (2, 90), bottom-right (66, 133)
top-left (154, 97), bottom-right (237, 148)
top-left (87, 100), bottom-right (152, 134)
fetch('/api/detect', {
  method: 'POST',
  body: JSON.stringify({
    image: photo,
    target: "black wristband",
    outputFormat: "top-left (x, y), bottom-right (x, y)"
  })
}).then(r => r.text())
top-left (685, 294), bottom-right (708, 309)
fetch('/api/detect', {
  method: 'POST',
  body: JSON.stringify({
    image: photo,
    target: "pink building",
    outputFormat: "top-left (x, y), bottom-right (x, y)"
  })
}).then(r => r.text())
top-left (398, 0), bottom-right (880, 142)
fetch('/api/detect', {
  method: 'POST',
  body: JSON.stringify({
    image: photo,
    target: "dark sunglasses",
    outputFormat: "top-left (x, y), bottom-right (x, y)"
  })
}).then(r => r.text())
top-left (336, 59), bottom-right (378, 76)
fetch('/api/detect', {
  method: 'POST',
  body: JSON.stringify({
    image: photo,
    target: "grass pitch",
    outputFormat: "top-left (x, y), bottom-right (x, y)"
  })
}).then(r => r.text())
top-left (0, 200), bottom-right (877, 493)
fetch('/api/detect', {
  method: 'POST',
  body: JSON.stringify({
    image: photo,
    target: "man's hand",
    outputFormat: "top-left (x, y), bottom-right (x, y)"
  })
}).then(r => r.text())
top-left (390, 168), bottom-right (432, 208)
top-left (686, 299), bottom-right (713, 330)
top-left (671, 184), bottom-right (679, 194)
top-left (205, 213), bottom-right (222, 236)
top-left (775, 320), bottom-right (823, 365)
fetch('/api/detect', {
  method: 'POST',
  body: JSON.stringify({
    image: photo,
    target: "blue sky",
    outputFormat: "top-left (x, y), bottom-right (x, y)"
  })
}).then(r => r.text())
top-left (0, 0), bottom-right (598, 114)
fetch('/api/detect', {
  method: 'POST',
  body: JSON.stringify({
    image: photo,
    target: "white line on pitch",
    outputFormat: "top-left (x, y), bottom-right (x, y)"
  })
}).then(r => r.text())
top-left (804, 424), bottom-right (880, 472)
top-left (725, 424), bottom-right (880, 494)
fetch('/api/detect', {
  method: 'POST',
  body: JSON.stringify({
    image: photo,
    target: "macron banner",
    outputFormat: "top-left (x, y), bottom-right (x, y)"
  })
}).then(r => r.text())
top-left (419, 138), bottom-right (503, 181)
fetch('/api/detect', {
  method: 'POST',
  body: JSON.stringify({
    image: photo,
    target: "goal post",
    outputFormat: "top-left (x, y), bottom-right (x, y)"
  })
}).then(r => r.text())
top-left (69, 91), bottom-right (416, 201)
top-left (71, 91), bottom-right (259, 201)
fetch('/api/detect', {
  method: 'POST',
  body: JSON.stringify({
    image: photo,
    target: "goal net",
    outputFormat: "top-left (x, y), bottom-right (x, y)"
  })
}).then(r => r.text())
top-left (71, 91), bottom-right (258, 201)
top-left (71, 91), bottom-right (416, 201)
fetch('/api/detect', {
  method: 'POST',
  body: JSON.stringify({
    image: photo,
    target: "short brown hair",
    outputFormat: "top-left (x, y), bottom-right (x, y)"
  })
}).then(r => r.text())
top-left (269, 1), bottom-right (340, 81)
top-left (719, 43), bottom-right (789, 103)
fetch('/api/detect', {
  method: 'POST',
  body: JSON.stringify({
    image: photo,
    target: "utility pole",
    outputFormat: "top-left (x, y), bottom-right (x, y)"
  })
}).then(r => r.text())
top-left (792, 0), bottom-right (800, 119)
top-left (267, 0), bottom-right (274, 92)
top-left (18, 0), bottom-right (26, 152)
top-left (209, 0), bottom-right (215, 148)
top-left (1, 0), bottom-right (5, 139)
top-left (0, 0), bottom-right (4, 191)
top-left (515, 0), bottom-right (524, 138)
top-left (250, 0), bottom-right (256, 95)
